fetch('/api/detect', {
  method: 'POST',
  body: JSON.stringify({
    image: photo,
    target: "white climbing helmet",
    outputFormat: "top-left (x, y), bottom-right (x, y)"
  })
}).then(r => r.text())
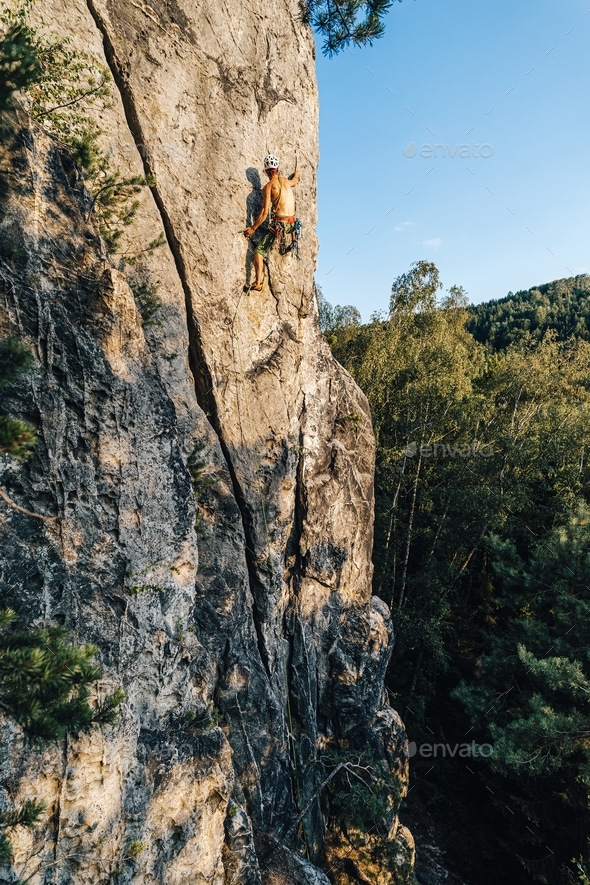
top-left (263, 154), bottom-right (280, 170)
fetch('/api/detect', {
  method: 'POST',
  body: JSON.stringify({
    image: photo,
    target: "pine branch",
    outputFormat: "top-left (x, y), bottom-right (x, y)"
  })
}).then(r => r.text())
top-left (33, 76), bottom-right (109, 118)
top-left (308, 0), bottom-right (398, 54)
top-left (0, 800), bottom-right (46, 830)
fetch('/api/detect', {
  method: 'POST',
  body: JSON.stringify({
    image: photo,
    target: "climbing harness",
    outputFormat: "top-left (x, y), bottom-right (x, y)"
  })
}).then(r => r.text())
top-left (274, 217), bottom-right (302, 258)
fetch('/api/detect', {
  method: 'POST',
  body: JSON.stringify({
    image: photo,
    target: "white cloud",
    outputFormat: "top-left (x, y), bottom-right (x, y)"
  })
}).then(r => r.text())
top-left (422, 237), bottom-right (442, 249)
top-left (394, 221), bottom-right (416, 232)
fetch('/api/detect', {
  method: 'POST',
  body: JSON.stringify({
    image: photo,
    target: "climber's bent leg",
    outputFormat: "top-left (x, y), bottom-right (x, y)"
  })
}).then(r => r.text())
top-left (252, 253), bottom-right (264, 288)
top-left (249, 229), bottom-right (276, 289)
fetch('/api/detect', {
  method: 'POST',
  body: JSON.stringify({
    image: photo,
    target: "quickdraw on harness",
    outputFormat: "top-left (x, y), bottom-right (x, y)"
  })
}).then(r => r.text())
top-left (274, 218), bottom-right (303, 258)
top-left (269, 176), bottom-right (303, 259)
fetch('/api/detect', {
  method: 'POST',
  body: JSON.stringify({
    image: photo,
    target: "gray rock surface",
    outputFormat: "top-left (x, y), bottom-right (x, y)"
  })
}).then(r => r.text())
top-left (0, 0), bottom-right (412, 881)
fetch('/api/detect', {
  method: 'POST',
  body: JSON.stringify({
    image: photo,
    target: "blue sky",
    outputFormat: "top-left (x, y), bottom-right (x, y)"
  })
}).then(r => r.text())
top-left (314, 0), bottom-right (590, 319)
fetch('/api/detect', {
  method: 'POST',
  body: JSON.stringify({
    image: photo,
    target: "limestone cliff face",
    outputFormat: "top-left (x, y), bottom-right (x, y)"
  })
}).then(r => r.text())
top-left (0, 1), bottom-right (413, 882)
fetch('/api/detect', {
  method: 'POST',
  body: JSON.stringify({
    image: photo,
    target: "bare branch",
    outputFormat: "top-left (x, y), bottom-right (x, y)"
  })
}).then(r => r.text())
top-left (0, 487), bottom-right (59, 522)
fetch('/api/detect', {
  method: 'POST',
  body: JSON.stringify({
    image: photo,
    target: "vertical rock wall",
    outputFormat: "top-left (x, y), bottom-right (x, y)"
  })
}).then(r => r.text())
top-left (0, 0), bottom-right (413, 882)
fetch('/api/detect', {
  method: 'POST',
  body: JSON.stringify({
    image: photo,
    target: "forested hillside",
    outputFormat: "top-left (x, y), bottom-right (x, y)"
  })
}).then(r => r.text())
top-left (321, 265), bottom-right (590, 885)
top-left (467, 274), bottom-right (590, 349)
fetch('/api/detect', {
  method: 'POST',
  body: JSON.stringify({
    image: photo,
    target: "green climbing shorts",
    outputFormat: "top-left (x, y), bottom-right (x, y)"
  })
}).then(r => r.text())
top-left (253, 223), bottom-right (294, 257)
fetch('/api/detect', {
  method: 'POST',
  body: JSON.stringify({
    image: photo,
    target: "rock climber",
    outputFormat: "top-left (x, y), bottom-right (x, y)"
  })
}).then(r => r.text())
top-left (243, 154), bottom-right (300, 291)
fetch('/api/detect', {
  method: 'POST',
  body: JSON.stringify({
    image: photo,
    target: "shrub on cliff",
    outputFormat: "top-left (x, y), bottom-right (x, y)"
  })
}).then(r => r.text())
top-left (0, 338), bottom-right (36, 460)
top-left (0, 1), bottom-right (157, 254)
top-left (0, 609), bottom-right (124, 864)
top-left (0, 337), bottom-right (123, 866)
top-left (0, 609), bottom-right (123, 743)
top-left (0, 21), bottom-right (41, 118)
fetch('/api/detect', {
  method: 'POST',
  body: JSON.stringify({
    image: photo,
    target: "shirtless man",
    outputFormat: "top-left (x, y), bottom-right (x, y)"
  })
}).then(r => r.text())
top-left (244, 154), bottom-right (300, 291)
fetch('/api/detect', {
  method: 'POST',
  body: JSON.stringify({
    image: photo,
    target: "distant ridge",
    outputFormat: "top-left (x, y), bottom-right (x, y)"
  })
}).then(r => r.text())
top-left (467, 274), bottom-right (590, 349)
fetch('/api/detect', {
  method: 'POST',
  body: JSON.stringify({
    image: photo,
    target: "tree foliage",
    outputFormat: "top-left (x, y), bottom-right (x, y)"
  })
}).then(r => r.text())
top-left (0, 21), bottom-right (41, 116)
top-left (317, 285), bottom-right (361, 345)
top-left (0, 337), bottom-right (37, 460)
top-left (0, 608), bottom-right (124, 863)
top-left (454, 507), bottom-right (590, 883)
top-left (0, 0), bottom-right (110, 145)
top-left (127, 263), bottom-right (163, 326)
top-left (467, 273), bottom-right (590, 350)
top-left (0, 608), bottom-right (123, 742)
top-left (0, 1), bottom-right (157, 253)
top-left (323, 263), bottom-right (590, 883)
top-left (0, 799), bottom-right (46, 864)
top-left (305, 0), bottom-right (400, 55)
top-left (322, 748), bottom-right (401, 837)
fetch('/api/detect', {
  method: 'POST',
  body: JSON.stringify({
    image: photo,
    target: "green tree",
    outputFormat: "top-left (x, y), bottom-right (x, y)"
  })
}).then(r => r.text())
top-left (0, 0), bottom-right (110, 154)
top-left (0, 608), bottom-right (123, 742)
top-left (454, 505), bottom-right (590, 884)
top-left (323, 265), bottom-right (590, 882)
top-left (0, 608), bottom-right (123, 863)
top-left (330, 263), bottom-right (487, 715)
top-left (328, 264), bottom-right (590, 722)
top-left (317, 285), bottom-right (361, 345)
top-left (0, 800), bottom-right (45, 865)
